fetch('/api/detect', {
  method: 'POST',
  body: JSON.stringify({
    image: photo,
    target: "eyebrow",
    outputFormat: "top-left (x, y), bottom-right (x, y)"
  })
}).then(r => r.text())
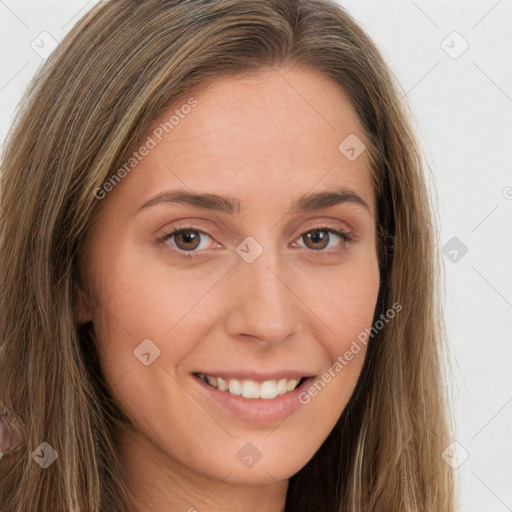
top-left (138, 187), bottom-right (371, 215)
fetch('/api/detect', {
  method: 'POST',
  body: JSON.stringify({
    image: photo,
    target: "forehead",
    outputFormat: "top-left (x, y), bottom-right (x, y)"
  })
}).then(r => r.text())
top-left (112, 66), bottom-right (374, 213)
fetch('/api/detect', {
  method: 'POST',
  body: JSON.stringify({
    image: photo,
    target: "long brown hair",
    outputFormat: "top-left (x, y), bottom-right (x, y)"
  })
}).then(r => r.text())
top-left (0, 0), bottom-right (455, 510)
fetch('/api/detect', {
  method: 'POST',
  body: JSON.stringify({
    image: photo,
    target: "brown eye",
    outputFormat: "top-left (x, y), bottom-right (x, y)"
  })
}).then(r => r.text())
top-left (302, 229), bottom-right (330, 250)
top-left (297, 228), bottom-right (351, 253)
top-left (160, 226), bottom-right (220, 255)
top-left (173, 229), bottom-right (202, 251)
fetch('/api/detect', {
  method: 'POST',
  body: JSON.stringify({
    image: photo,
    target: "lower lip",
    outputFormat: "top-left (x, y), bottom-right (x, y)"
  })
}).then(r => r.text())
top-left (193, 375), bottom-right (315, 424)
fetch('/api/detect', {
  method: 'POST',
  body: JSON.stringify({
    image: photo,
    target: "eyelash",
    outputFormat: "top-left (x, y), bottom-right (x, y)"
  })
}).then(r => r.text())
top-left (157, 224), bottom-right (354, 258)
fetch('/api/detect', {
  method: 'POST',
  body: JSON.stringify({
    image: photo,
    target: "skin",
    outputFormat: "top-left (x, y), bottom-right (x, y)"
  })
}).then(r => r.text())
top-left (76, 65), bottom-right (380, 512)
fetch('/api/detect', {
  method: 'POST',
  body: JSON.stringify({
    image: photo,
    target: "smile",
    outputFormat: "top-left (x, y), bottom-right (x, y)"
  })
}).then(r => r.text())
top-left (195, 373), bottom-right (304, 399)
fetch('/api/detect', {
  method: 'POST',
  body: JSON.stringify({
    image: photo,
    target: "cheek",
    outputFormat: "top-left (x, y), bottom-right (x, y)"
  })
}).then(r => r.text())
top-left (290, 258), bottom-right (379, 446)
top-left (89, 247), bottom-right (232, 383)
top-left (301, 251), bottom-right (380, 356)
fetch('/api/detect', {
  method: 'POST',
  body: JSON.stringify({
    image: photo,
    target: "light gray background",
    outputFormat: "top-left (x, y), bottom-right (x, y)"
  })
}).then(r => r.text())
top-left (1, 1), bottom-right (511, 510)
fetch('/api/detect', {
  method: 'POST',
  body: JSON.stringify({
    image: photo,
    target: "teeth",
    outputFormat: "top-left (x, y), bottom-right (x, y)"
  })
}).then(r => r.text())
top-left (287, 379), bottom-right (299, 392)
top-left (228, 379), bottom-right (242, 395)
top-left (260, 380), bottom-right (278, 399)
top-left (206, 375), bottom-right (217, 387)
top-left (198, 374), bottom-right (303, 399)
top-left (217, 376), bottom-right (228, 391)
top-left (242, 380), bottom-right (260, 399)
top-left (276, 378), bottom-right (288, 395)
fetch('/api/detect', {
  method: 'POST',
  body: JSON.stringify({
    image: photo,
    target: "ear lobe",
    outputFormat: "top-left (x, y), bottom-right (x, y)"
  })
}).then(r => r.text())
top-left (73, 285), bottom-right (94, 324)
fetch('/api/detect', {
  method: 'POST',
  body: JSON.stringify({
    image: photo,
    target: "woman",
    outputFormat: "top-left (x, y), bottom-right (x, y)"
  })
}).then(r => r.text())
top-left (0, 0), bottom-right (455, 510)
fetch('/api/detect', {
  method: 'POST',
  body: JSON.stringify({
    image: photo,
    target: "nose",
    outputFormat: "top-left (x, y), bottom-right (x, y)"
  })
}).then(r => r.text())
top-left (222, 245), bottom-right (301, 345)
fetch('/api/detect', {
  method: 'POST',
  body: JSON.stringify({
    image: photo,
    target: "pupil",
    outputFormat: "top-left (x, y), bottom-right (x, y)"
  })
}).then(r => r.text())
top-left (306, 230), bottom-right (328, 249)
top-left (178, 230), bottom-right (199, 250)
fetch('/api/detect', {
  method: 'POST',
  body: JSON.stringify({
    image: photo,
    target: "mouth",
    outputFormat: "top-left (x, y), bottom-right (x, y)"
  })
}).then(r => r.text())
top-left (193, 373), bottom-right (307, 399)
top-left (191, 370), bottom-right (316, 423)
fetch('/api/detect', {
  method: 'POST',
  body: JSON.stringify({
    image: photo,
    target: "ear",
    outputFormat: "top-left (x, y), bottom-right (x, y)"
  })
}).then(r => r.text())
top-left (73, 284), bottom-right (94, 324)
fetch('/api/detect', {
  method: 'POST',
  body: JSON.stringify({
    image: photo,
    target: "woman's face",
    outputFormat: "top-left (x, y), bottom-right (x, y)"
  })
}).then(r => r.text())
top-left (78, 66), bottom-right (380, 488)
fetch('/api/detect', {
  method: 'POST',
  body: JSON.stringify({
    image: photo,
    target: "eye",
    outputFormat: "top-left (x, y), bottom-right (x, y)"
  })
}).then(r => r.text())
top-left (160, 228), bottom-right (219, 253)
top-left (294, 228), bottom-right (352, 252)
top-left (158, 225), bottom-right (353, 256)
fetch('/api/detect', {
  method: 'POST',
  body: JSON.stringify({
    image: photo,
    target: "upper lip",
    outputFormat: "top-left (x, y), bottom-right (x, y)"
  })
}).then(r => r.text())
top-left (193, 369), bottom-right (315, 381)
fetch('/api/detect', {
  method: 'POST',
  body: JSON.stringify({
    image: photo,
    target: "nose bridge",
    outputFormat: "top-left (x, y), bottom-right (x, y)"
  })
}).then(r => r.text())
top-left (224, 240), bottom-right (299, 343)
